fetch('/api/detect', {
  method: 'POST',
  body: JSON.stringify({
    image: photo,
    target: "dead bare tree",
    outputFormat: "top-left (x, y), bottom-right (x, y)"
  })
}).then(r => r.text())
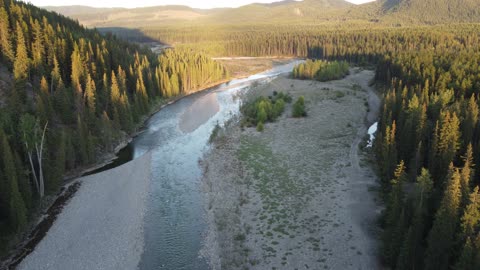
top-left (20, 114), bottom-right (48, 198)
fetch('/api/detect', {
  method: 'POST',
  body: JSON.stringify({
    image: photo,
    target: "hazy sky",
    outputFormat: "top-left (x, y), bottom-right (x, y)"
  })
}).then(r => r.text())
top-left (27, 0), bottom-right (376, 9)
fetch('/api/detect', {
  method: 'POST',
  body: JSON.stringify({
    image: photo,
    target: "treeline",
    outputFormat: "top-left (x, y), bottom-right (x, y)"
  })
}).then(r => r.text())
top-left (293, 60), bottom-right (349, 81)
top-left (139, 24), bottom-right (480, 60)
top-left (0, 0), bottom-right (227, 253)
top-left (157, 48), bottom-right (228, 97)
top-left (374, 47), bottom-right (480, 268)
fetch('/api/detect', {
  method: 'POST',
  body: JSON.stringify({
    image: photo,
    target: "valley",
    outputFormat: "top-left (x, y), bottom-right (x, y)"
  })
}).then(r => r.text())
top-left (1, 0), bottom-right (480, 270)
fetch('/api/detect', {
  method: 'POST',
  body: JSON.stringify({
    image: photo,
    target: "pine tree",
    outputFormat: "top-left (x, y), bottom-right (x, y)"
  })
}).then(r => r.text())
top-left (460, 144), bottom-right (474, 207)
top-left (75, 115), bottom-right (89, 165)
top-left (100, 111), bottom-right (113, 150)
top-left (462, 96), bottom-right (478, 147)
top-left (51, 55), bottom-right (62, 92)
top-left (459, 186), bottom-right (480, 244)
top-left (0, 7), bottom-right (14, 64)
top-left (13, 22), bottom-right (29, 104)
top-left (437, 112), bottom-right (461, 180)
top-left (110, 71), bottom-right (121, 106)
top-left (455, 237), bottom-right (475, 270)
top-left (397, 168), bottom-right (433, 270)
top-left (1, 133), bottom-right (27, 232)
top-left (38, 76), bottom-right (53, 123)
top-left (135, 77), bottom-right (148, 115)
top-left (425, 165), bottom-right (462, 270)
top-left (382, 161), bottom-right (407, 267)
top-left (31, 19), bottom-right (45, 76)
top-left (15, 146), bottom-right (33, 203)
top-left (117, 66), bottom-right (127, 94)
top-left (49, 130), bottom-right (66, 192)
top-left (473, 233), bottom-right (480, 270)
top-left (380, 121), bottom-right (398, 184)
top-left (85, 74), bottom-right (96, 117)
top-left (170, 73), bottom-right (180, 96)
top-left (71, 43), bottom-right (84, 94)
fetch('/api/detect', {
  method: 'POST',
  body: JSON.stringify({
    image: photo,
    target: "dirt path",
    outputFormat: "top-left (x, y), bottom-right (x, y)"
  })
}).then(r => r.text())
top-left (201, 68), bottom-right (382, 270)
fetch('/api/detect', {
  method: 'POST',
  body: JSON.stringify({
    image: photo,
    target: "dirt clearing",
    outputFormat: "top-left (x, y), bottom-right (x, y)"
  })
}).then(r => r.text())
top-left (218, 58), bottom-right (297, 79)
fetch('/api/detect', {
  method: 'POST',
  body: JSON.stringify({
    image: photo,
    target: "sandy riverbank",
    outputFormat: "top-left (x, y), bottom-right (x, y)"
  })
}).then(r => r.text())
top-left (17, 152), bottom-right (152, 270)
top-left (201, 68), bottom-right (382, 269)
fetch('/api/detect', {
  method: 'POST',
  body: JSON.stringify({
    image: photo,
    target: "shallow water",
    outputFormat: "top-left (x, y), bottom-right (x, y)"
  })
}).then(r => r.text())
top-left (367, 122), bottom-right (378, 148)
top-left (96, 60), bottom-right (303, 269)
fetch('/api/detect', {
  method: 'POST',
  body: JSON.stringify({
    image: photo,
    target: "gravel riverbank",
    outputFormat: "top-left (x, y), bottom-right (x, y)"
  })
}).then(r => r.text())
top-left (17, 152), bottom-right (152, 270)
top-left (201, 68), bottom-right (382, 269)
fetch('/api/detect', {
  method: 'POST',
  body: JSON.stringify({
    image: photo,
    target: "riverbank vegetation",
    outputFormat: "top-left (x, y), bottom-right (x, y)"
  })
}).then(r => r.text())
top-left (240, 92), bottom-right (292, 131)
top-left (292, 96), bottom-right (307, 118)
top-left (0, 0), bottom-right (228, 257)
top-left (293, 60), bottom-right (349, 82)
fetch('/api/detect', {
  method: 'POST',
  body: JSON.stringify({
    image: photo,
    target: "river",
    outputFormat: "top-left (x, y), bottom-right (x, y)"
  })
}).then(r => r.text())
top-left (96, 60), bottom-right (303, 269)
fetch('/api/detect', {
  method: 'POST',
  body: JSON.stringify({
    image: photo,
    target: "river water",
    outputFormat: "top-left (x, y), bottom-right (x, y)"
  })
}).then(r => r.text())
top-left (100, 60), bottom-right (302, 269)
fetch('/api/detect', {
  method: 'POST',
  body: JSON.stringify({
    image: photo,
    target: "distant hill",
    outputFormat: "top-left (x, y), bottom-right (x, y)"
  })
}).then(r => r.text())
top-left (202, 0), bottom-right (353, 24)
top-left (379, 0), bottom-right (480, 23)
top-left (46, 0), bottom-right (480, 28)
top-left (332, 0), bottom-right (480, 25)
top-left (45, 5), bottom-right (220, 27)
top-left (45, 0), bottom-right (354, 27)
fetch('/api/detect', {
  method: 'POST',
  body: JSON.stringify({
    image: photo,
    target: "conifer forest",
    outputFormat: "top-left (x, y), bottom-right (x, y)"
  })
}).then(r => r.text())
top-left (1, 0), bottom-right (480, 269)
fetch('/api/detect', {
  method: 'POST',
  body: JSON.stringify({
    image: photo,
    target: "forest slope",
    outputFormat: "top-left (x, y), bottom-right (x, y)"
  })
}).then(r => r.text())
top-left (379, 0), bottom-right (480, 24)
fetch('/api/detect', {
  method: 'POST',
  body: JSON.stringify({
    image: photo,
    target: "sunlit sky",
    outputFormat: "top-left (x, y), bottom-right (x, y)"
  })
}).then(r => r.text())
top-left (27, 0), bottom-right (376, 9)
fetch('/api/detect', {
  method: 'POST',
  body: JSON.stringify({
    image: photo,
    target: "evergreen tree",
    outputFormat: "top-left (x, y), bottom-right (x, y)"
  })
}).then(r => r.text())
top-left (462, 96), bottom-right (478, 147)
top-left (0, 7), bottom-right (14, 64)
top-left (31, 19), bottom-right (45, 76)
top-left (382, 161), bottom-right (407, 267)
top-left (455, 237), bottom-right (476, 270)
top-left (380, 121), bottom-right (398, 184)
top-left (460, 144), bottom-right (474, 207)
top-left (48, 130), bottom-right (66, 192)
top-left (1, 133), bottom-right (27, 232)
top-left (458, 186), bottom-right (480, 245)
top-left (437, 112), bottom-right (461, 175)
top-left (85, 74), bottom-right (96, 117)
top-left (397, 168), bottom-right (433, 270)
top-left (425, 165), bottom-right (462, 270)
top-left (13, 21), bottom-right (29, 104)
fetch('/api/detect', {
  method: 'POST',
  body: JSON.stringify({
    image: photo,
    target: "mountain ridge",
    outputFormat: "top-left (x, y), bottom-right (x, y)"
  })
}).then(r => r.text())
top-left (45, 0), bottom-right (355, 27)
top-left (41, 0), bottom-right (480, 28)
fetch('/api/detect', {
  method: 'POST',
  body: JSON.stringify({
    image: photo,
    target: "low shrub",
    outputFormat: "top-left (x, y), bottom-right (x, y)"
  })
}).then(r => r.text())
top-left (292, 96), bottom-right (307, 118)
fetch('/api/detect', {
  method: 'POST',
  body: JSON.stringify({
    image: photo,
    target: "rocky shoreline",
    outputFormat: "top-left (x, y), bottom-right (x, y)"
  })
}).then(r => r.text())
top-left (18, 152), bottom-right (152, 270)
